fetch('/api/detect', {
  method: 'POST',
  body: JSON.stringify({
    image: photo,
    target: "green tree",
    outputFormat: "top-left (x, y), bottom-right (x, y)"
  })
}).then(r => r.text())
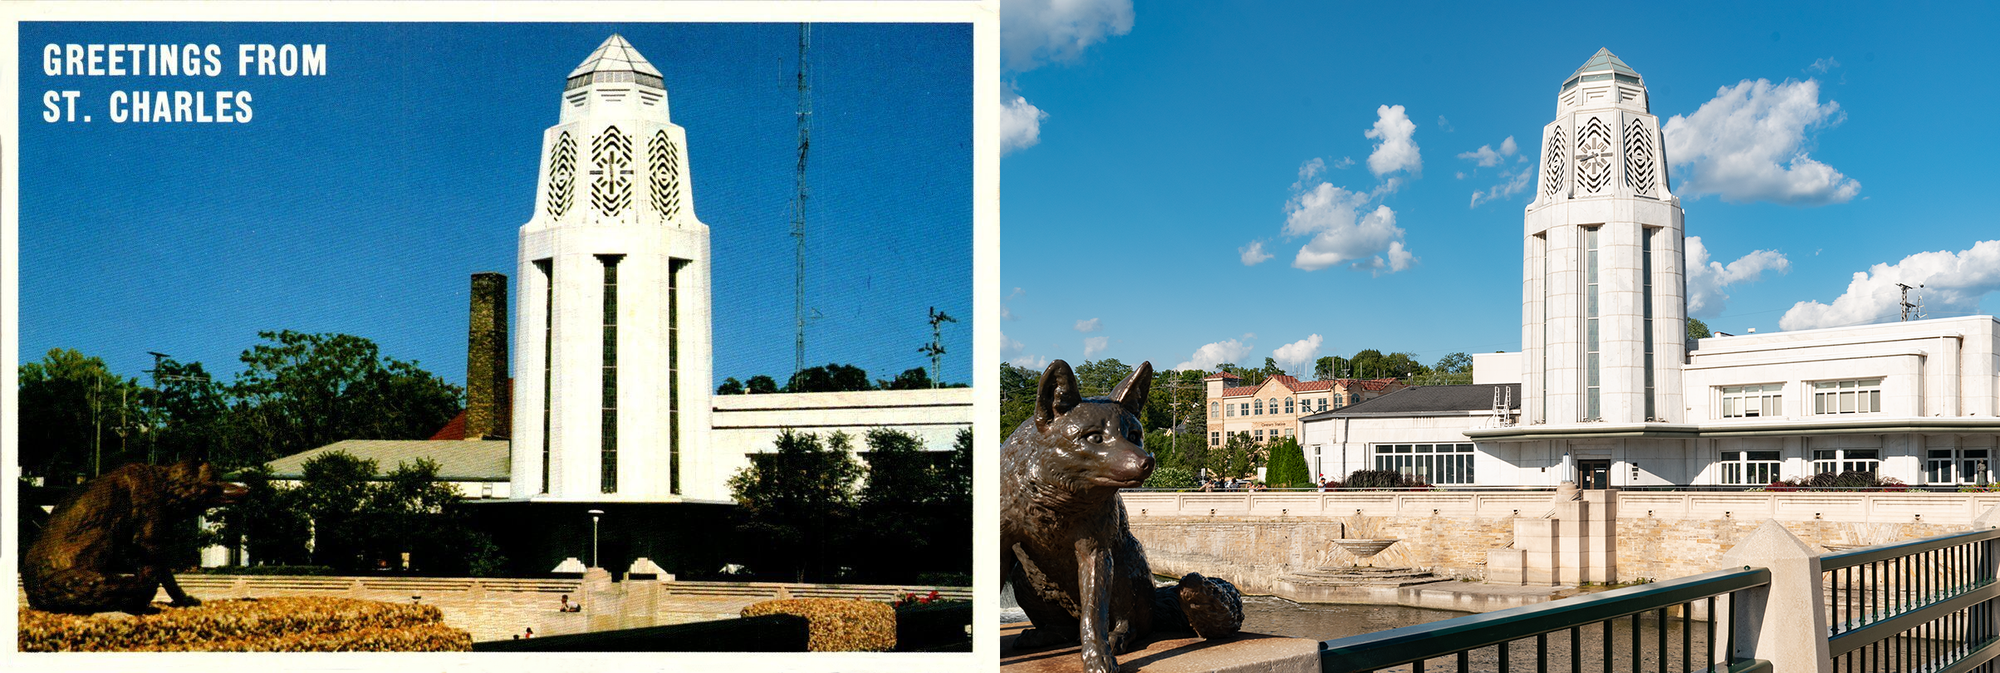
top-left (294, 450), bottom-right (379, 571)
top-left (1143, 464), bottom-right (1196, 490)
top-left (858, 429), bottom-right (945, 576)
top-left (746, 375), bottom-right (780, 394)
top-left (1260, 357), bottom-right (1286, 379)
top-left (1433, 352), bottom-right (1473, 374)
top-left (1265, 437), bottom-right (1311, 488)
top-left (999, 364), bottom-right (1039, 435)
top-left (717, 377), bottom-right (744, 395)
top-left (1314, 356), bottom-right (1350, 380)
top-left (785, 363), bottom-right (872, 393)
top-left (880, 367), bottom-right (932, 390)
top-left (728, 429), bottom-right (864, 581)
top-left (144, 358), bottom-right (242, 469)
top-left (216, 464), bottom-right (312, 567)
top-left (367, 458), bottom-right (506, 576)
top-left (1144, 429), bottom-right (1176, 468)
top-left (1074, 358), bottom-right (1135, 398)
top-left (1688, 317), bottom-right (1712, 341)
top-left (18, 348), bottom-right (144, 483)
top-left (229, 331), bottom-right (461, 466)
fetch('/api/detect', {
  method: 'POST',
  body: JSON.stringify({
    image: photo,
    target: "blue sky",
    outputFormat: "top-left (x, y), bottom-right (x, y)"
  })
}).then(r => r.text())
top-left (18, 22), bottom-right (972, 389)
top-left (999, 1), bottom-right (2000, 376)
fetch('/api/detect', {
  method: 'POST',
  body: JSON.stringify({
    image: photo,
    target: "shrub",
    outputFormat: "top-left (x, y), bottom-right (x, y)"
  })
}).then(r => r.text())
top-left (1340, 470), bottom-right (1429, 490)
top-left (1143, 464), bottom-right (1196, 490)
top-left (740, 598), bottom-right (895, 652)
top-left (1775, 472), bottom-right (1906, 492)
top-left (18, 597), bottom-right (469, 652)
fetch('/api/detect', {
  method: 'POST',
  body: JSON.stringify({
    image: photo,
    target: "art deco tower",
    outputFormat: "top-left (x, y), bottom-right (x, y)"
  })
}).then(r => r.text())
top-left (511, 35), bottom-right (715, 502)
top-left (1521, 49), bottom-right (1685, 426)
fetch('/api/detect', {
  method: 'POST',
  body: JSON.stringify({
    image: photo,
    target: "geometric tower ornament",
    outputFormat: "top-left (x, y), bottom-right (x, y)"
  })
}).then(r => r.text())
top-left (1521, 48), bottom-right (1684, 427)
top-left (512, 35), bottom-right (718, 503)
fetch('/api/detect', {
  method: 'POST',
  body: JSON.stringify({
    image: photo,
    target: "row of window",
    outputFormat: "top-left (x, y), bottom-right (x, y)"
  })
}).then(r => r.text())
top-left (1717, 378), bottom-right (1885, 419)
top-left (1208, 427), bottom-right (1298, 446)
top-left (1212, 395), bottom-right (1350, 418)
top-left (1374, 443), bottom-right (1476, 485)
top-left (1717, 448), bottom-right (1997, 485)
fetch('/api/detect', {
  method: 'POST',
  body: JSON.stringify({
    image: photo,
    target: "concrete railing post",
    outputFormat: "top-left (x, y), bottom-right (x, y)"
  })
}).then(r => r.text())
top-left (1717, 520), bottom-right (1831, 673)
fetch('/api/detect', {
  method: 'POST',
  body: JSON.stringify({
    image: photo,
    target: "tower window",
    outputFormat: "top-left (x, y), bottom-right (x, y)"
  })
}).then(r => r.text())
top-left (669, 258), bottom-right (687, 494)
top-left (1642, 227), bottom-right (1656, 420)
top-left (1584, 226), bottom-right (1601, 421)
top-left (537, 258), bottom-right (553, 495)
top-left (599, 254), bottom-right (622, 494)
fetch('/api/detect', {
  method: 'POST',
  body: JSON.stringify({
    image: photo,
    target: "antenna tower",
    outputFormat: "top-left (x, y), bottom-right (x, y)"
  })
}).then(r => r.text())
top-left (921, 307), bottom-right (957, 388)
top-left (1896, 283), bottom-right (1926, 322)
top-left (792, 23), bottom-right (813, 379)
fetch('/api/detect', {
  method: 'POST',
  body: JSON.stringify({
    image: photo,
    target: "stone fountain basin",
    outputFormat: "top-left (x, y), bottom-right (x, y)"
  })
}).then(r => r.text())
top-left (1331, 539), bottom-right (1399, 558)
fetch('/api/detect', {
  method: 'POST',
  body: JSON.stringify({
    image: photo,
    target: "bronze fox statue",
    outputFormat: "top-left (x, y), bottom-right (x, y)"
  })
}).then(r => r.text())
top-left (1001, 360), bottom-right (1242, 672)
top-left (24, 460), bottom-right (248, 615)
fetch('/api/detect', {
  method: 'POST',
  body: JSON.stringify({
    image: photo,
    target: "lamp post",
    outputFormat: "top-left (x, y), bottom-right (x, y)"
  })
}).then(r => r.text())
top-left (587, 509), bottom-right (605, 569)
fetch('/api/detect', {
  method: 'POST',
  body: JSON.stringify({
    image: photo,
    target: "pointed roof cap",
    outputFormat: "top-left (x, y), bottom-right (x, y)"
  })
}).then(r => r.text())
top-left (1568, 48), bottom-right (1640, 80)
top-left (566, 34), bottom-right (664, 90)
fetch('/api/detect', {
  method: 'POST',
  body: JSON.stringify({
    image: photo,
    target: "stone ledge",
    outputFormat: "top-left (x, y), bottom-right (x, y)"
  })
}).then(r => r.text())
top-left (1002, 622), bottom-right (1317, 673)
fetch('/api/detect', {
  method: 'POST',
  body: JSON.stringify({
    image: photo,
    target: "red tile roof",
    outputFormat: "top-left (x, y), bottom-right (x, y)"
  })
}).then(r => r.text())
top-left (1220, 385), bottom-right (1261, 397)
top-left (428, 378), bottom-right (514, 440)
top-left (1203, 372), bottom-right (1238, 381)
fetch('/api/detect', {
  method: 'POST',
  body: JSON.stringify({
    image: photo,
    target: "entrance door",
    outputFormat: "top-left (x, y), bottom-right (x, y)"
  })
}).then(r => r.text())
top-left (1578, 460), bottom-right (1612, 489)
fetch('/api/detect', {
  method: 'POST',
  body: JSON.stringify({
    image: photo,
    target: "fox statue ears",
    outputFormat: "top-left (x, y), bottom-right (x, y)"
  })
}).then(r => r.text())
top-left (1034, 360), bottom-right (1154, 431)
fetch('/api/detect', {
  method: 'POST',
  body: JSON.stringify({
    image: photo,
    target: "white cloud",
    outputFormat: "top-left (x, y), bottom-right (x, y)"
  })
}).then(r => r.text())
top-left (1436, 115), bottom-right (1453, 132)
top-left (1685, 236), bottom-right (1791, 318)
top-left (1332, 157), bottom-right (1355, 169)
top-left (1001, 92), bottom-right (1048, 155)
top-left (1365, 104), bottom-right (1421, 178)
top-left (1011, 354), bottom-right (1051, 369)
top-left (1003, 332), bottom-right (1048, 369)
top-left (1779, 240), bottom-right (2000, 331)
top-left (1293, 158), bottom-right (1325, 190)
top-left (1457, 136), bottom-right (1517, 167)
top-left (1001, 0), bottom-right (1135, 72)
top-left (1286, 187), bottom-right (1409, 273)
top-left (1002, 286), bottom-right (1024, 320)
top-left (1662, 79), bottom-right (1860, 206)
top-left (1240, 240), bottom-right (1273, 266)
top-left (1074, 318), bottom-right (1101, 333)
top-left (1272, 334), bottom-right (1324, 376)
top-left (1001, 332), bottom-right (1025, 360)
top-left (1808, 57), bottom-right (1841, 73)
top-left (1083, 336), bottom-right (1110, 358)
top-left (1469, 167), bottom-right (1533, 208)
top-left (1175, 338), bottom-right (1255, 372)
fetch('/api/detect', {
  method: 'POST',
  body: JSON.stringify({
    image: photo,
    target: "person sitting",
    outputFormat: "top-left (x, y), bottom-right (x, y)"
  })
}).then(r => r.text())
top-left (558, 594), bottom-right (581, 612)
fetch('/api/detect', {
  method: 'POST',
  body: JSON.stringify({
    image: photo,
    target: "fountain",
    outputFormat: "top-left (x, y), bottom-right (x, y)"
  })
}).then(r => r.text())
top-left (1270, 515), bottom-right (1443, 601)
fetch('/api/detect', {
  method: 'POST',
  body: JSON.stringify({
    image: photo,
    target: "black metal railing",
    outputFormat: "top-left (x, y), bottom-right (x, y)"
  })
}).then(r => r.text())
top-left (1822, 528), bottom-right (2000, 673)
top-left (1320, 567), bottom-right (1770, 673)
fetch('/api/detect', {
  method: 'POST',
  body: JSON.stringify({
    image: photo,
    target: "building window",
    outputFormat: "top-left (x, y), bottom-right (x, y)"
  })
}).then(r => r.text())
top-left (1642, 228), bottom-right (1656, 420)
top-left (1283, 428), bottom-right (1294, 438)
top-left (1210, 402), bottom-right (1219, 419)
top-left (1372, 443), bottom-right (1475, 484)
top-left (1719, 384), bottom-right (1783, 418)
top-left (1254, 400), bottom-right (1263, 415)
top-left (1254, 429), bottom-right (1264, 441)
top-left (536, 258), bottom-right (553, 495)
top-left (1227, 403), bottom-right (1235, 417)
top-left (1927, 449), bottom-right (1992, 485)
top-left (1812, 449), bottom-right (1880, 476)
top-left (668, 258), bottom-right (687, 494)
top-left (598, 254), bottom-right (622, 494)
top-left (1317, 397), bottom-right (1328, 412)
top-left (1210, 432), bottom-right (1220, 447)
top-left (1813, 379), bottom-right (1883, 415)
top-left (1719, 450), bottom-right (1781, 485)
top-left (1584, 226), bottom-right (1601, 421)
top-left (1285, 397), bottom-right (1295, 414)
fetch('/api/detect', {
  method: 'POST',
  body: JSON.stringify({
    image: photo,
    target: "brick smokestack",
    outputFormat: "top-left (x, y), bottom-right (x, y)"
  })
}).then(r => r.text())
top-left (466, 272), bottom-right (510, 439)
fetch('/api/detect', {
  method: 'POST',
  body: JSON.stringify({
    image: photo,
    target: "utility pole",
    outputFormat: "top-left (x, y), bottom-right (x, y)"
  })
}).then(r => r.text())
top-left (143, 351), bottom-right (210, 464)
top-left (791, 22), bottom-right (813, 381)
top-left (1896, 283), bottom-right (1925, 322)
top-left (921, 307), bottom-right (956, 387)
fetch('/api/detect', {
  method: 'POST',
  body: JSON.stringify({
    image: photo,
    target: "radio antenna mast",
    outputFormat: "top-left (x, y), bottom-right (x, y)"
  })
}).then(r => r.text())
top-left (792, 23), bottom-right (813, 379)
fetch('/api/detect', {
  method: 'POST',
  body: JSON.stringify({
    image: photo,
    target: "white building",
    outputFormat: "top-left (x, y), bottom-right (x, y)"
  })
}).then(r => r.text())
top-left (1301, 49), bottom-right (2000, 489)
top-left (510, 35), bottom-right (716, 502)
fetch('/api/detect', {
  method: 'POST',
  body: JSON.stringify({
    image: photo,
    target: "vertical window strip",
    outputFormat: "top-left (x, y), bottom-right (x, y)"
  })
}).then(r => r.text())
top-left (599, 254), bottom-right (622, 494)
top-left (537, 259), bottom-right (553, 495)
top-left (669, 259), bottom-right (685, 494)
top-left (1584, 227), bottom-right (1600, 420)
top-left (1536, 232), bottom-right (1547, 422)
top-left (1642, 228), bottom-right (1655, 420)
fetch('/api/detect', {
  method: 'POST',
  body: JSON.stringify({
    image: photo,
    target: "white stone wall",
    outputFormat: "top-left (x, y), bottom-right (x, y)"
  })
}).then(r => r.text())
top-left (1299, 411), bottom-right (1510, 482)
top-left (709, 388), bottom-right (973, 496)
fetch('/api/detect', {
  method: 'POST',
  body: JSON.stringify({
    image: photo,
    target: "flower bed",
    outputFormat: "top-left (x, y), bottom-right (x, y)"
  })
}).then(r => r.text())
top-left (19, 596), bottom-right (471, 652)
top-left (740, 598), bottom-right (896, 652)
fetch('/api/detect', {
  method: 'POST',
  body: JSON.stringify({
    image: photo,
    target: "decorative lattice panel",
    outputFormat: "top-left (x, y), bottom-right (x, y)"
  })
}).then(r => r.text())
top-left (591, 126), bottom-right (634, 217)
top-left (1575, 117), bottom-right (1614, 194)
top-left (1543, 126), bottom-right (1567, 198)
top-left (648, 130), bottom-right (682, 220)
top-left (546, 132), bottom-right (576, 218)
top-left (1624, 118), bottom-right (1657, 195)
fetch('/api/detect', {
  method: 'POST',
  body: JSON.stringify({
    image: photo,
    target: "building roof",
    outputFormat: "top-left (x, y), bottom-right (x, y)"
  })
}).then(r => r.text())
top-left (1202, 372), bottom-right (1237, 381)
top-left (264, 439), bottom-right (512, 482)
top-left (1301, 383), bottom-right (1521, 420)
top-left (1218, 375), bottom-right (1398, 397)
top-left (566, 34), bottom-right (664, 90)
top-left (1568, 48), bottom-right (1639, 80)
